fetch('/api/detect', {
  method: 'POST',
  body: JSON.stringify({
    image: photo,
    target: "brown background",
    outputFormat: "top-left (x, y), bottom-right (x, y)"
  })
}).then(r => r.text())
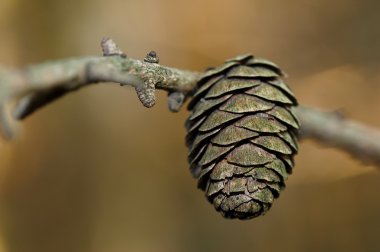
top-left (0, 0), bottom-right (380, 251)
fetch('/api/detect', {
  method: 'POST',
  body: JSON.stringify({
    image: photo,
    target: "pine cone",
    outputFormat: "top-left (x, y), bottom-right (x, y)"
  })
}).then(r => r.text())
top-left (185, 54), bottom-right (299, 220)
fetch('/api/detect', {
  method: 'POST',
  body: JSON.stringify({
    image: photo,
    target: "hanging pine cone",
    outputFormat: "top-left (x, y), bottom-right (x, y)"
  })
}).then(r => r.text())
top-left (185, 54), bottom-right (299, 220)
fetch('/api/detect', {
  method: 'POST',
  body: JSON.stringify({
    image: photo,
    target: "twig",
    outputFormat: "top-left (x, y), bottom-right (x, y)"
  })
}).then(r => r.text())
top-left (0, 38), bottom-right (380, 168)
top-left (296, 106), bottom-right (380, 167)
top-left (0, 38), bottom-right (199, 138)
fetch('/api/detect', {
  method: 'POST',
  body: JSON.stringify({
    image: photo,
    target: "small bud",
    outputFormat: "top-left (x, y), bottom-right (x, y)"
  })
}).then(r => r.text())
top-left (101, 37), bottom-right (126, 57)
top-left (168, 92), bottom-right (185, 112)
top-left (144, 51), bottom-right (159, 64)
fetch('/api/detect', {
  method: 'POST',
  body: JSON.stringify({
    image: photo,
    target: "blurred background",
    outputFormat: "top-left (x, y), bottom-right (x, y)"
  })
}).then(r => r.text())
top-left (0, 0), bottom-right (380, 251)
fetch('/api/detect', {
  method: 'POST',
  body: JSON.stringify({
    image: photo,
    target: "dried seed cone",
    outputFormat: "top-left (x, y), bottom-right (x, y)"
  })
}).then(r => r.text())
top-left (185, 54), bottom-right (299, 220)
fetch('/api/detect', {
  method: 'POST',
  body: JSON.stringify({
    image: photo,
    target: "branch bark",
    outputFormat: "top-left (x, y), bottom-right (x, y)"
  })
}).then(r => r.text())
top-left (296, 106), bottom-right (380, 167)
top-left (0, 38), bottom-right (379, 168)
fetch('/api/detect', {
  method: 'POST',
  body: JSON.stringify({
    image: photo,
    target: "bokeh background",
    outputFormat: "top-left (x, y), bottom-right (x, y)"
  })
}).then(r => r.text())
top-left (0, 0), bottom-right (380, 251)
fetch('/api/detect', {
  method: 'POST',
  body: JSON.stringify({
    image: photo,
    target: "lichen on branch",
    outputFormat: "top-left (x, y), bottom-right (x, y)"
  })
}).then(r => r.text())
top-left (0, 38), bottom-right (199, 138)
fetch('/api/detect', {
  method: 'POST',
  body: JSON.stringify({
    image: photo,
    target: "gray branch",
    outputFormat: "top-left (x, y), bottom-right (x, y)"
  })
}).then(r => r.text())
top-left (296, 106), bottom-right (380, 167)
top-left (0, 38), bottom-right (199, 138)
top-left (0, 38), bottom-right (379, 168)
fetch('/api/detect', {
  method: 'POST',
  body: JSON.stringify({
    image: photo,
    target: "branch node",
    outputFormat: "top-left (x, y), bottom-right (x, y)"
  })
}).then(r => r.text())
top-left (101, 37), bottom-right (126, 58)
top-left (135, 78), bottom-right (156, 108)
top-left (331, 108), bottom-right (347, 120)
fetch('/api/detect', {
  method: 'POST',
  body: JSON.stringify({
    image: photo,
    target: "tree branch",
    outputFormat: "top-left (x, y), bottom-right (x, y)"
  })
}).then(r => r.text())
top-left (296, 106), bottom-right (380, 167)
top-left (0, 38), bottom-right (199, 138)
top-left (0, 38), bottom-right (379, 168)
